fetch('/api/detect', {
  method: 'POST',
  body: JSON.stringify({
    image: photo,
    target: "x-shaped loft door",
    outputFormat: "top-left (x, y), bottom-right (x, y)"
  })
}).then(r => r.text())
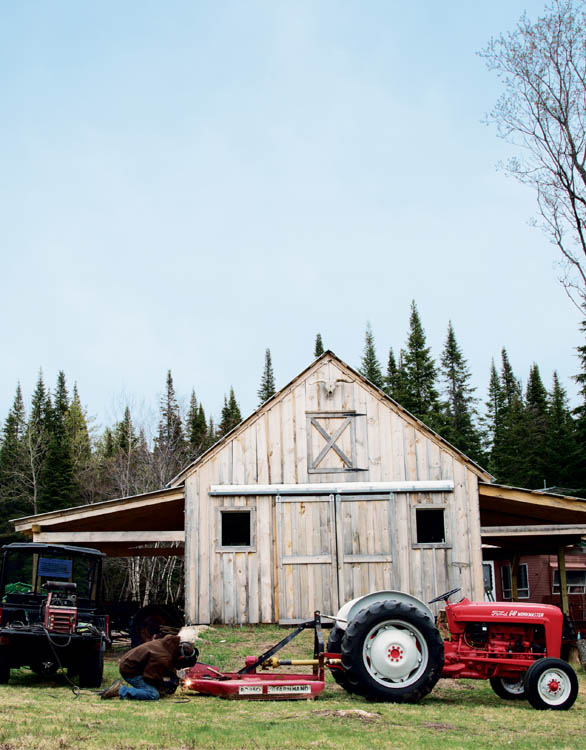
top-left (307, 413), bottom-right (357, 473)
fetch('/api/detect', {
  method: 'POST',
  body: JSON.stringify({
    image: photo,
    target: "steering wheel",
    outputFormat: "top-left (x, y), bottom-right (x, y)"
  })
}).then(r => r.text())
top-left (429, 587), bottom-right (461, 604)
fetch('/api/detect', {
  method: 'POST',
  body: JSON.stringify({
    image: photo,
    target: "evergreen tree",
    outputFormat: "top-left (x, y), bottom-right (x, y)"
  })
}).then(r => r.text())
top-left (219, 388), bottom-right (242, 437)
top-left (359, 323), bottom-right (384, 389)
top-left (206, 416), bottom-right (217, 448)
top-left (439, 322), bottom-right (482, 463)
top-left (156, 371), bottom-right (185, 451)
top-left (521, 364), bottom-right (550, 489)
top-left (25, 371), bottom-right (51, 514)
top-left (65, 384), bottom-right (92, 504)
top-left (313, 334), bottom-right (324, 358)
top-left (384, 348), bottom-right (398, 399)
top-left (66, 384), bottom-right (91, 473)
top-left (0, 384), bottom-right (28, 537)
top-left (547, 372), bottom-right (577, 489)
top-left (186, 391), bottom-right (207, 458)
top-left (114, 407), bottom-right (138, 454)
top-left (400, 302), bottom-right (441, 428)
top-left (257, 349), bottom-right (276, 405)
top-left (482, 360), bottom-right (504, 463)
top-left (489, 349), bottom-right (525, 485)
top-left (153, 371), bottom-right (186, 485)
top-left (39, 371), bottom-right (75, 513)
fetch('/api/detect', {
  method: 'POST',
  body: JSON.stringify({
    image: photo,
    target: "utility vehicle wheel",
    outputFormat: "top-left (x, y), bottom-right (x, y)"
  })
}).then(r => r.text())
top-left (30, 661), bottom-right (59, 678)
top-left (326, 626), bottom-right (352, 691)
top-left (489, 676), bottom-right (526, 700)
top-left (524, 658), bottom-right (578, 711)
top-left (78, 648), bottom-right (104, 688)
top-left (340, 600), bottom-right (444, 703)
top-left (0, 647), bottom-right (10, 684)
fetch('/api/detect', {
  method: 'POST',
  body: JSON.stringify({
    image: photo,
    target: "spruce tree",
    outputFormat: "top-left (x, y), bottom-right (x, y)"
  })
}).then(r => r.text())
top-left (314, 334), bottom-right (324, 358)
top-left (0, 384), bottom-right (28, 537)
top-left (186, 391), bottom-right (208, 458)
top-left (359, 323), bottom-right (384, 389)
top-left (521, 364), bottom-right (550, 489)
top-left (258, 349), bottom-right (276, 405)
top-left (439, 322), bottom-right (482, 463)
top-left (115, 407), bottom-right (138, 454)
top-left (206, 416), bottom-right (217, 448)
top-left (219, 388), bottom-right (242, 437)
top-left (154, 371), bottom-right (186, 484)
top-left (25, 371), bottom-right (51, 514)
top-left (490, 349), bottom-right (525, 485)
top-left (384, 348), bottom-right (398, 399)
top-left (547, 372), bottom-right (577, 489)
top-left (482, 360), bottom-right (503, 466)
top-left (39, 371), bottom-right (75, 513)
top-left (66, 384), bottom-right (91, 474)
top-left (401, 302), bottom-right (441, 428)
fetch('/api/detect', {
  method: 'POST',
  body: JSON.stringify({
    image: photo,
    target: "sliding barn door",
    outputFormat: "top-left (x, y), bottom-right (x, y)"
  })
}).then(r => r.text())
top-left (276, 495), bottom-right (339, 623)
top-left (335, 493), bottom-right (395, 604)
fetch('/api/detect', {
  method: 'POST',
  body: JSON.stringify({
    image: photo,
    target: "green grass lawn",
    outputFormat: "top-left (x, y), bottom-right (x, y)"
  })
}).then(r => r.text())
top-left (0, 625), bottom-right (584, 750)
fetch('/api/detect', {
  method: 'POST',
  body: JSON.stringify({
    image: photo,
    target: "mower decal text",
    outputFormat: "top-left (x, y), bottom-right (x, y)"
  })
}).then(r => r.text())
top-left (267, 685), bottom-right (312, 695)
top-left (238, 686), bottom-right (263, 695)
top-left (238, 685), bottom-right (262, 695)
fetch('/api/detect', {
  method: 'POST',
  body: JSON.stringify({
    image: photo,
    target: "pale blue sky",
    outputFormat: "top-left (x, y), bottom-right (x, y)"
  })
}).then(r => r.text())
top-left (0, 1), bottom-right (582, 434)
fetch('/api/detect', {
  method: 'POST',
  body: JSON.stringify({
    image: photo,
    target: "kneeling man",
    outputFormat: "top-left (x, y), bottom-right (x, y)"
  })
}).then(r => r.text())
top-left (102, 628), bottom-right (199, 700)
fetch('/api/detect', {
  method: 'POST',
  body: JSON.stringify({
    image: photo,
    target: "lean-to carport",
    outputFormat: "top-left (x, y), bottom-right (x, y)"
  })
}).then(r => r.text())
top-left (11, 486), bottom-right (186, 558)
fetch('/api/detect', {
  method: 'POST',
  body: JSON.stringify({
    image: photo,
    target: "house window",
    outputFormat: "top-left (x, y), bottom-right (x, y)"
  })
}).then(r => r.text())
top-left (414, 507), bottom-right (446, 545)
top-left (501, 563), bottom-right (529, 599)
top-left (552, 570), bottom-right (586, 594)
top-left (217, 507), bottom-right (256, 551)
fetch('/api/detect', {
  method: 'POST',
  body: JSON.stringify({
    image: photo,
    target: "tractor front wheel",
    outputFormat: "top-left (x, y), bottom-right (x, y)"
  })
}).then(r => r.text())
top-left (489, 676), bottom-right (526, 700)
top-left (340, 600), bottom-right (444, 703)
top-left (524, 658), bottom-right (578, 710)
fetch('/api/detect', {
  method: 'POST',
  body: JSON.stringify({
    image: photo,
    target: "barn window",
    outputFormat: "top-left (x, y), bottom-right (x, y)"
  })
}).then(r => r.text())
top-left (415, 507), bottom-right (446, 544)
top-left (217, 506), bottom-right (256, 551)
top-left (501, 563), bottom-right (529, 599)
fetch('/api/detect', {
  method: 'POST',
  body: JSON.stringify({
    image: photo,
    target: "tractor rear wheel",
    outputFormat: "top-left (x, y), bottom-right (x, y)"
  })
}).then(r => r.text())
top-left (0, 647), bottom-right (10, 684)
top-left (340, 600), bottom-right (444, 703)
top-left (524, 658), bottom-right (578, 710)
top-left (78, 647), bottom-right (104, 689)
top-left (326, 626), bottom-right (352, 691)
top-left (489, 676), bottom-right (526, 700)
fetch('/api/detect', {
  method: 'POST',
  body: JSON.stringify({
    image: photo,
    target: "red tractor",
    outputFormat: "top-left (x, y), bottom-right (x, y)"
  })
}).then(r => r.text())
top-left (327, 588), bottom-right (579, 710)
top-left (184, 588), bottom-right (581, 710)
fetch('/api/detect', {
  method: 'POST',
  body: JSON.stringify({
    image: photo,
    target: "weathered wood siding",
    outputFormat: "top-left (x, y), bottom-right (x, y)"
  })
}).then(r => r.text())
top-left (183, 356), bottom-right (485, 624)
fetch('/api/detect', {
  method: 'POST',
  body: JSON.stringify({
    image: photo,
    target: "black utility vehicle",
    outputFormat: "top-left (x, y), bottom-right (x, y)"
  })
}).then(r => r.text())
top-left (0, 543), bottom-right (109, 687)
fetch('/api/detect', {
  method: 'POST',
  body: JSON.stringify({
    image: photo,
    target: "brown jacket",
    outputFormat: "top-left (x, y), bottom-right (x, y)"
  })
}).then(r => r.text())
top-left (119, 635), bottom-right (181, 684)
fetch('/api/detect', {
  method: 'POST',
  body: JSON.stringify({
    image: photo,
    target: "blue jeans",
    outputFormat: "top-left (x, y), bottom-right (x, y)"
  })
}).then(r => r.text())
top-left (119, 675), bottom-right (160, 701)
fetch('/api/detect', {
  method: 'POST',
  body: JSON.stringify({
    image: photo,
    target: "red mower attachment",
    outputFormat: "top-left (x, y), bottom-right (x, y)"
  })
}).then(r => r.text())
top-left (182, 613), bottom-right (339, 700)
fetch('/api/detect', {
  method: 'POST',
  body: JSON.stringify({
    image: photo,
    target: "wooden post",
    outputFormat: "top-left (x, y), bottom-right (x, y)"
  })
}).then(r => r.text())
top-left (557, 544), bottom-right (569, 615)
top-left (511, 553), bottom-right (520, 602)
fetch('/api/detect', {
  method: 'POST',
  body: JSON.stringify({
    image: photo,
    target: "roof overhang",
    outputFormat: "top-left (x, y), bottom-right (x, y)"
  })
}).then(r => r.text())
top-left (11, 486), bottom-right (186, 557)
top-left (478, 483), bottom-right (586, 553)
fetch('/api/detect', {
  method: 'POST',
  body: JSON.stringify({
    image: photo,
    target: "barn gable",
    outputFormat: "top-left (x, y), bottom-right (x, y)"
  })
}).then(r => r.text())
top-left (171, 351), bottom-right (490, 488)
top-left (181, 352), bottom-right (490, 624)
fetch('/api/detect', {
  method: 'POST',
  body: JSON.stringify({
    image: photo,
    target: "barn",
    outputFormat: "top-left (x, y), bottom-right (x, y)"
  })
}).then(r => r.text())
top-left (12, 352), bottom-right (586, 624)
